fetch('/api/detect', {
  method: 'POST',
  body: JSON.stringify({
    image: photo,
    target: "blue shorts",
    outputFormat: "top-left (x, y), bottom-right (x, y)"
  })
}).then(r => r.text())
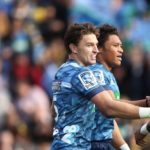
top-left (91, 140), bottom-right (115, 150)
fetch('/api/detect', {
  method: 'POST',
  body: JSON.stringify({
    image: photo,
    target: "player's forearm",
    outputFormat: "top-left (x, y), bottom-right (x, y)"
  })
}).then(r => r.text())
top-left (108, 101), bottom-right (150, 119)
top-left (105, 100), bottom-right (140, 119)
top-left (121, 99), bottom-right (146, 107)
top-left (112, 120), bottom-right (126, 149)
top-left (113, 121), bottom-right (131, 150)
top-left (92, 91), bottom-right (150, 119)
top-left (121, 96), bottom-right (150, 107)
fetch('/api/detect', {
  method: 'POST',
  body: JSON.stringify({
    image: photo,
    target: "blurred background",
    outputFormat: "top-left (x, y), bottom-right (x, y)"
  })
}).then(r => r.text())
top-left (0, 0), bottom-right (150, 149)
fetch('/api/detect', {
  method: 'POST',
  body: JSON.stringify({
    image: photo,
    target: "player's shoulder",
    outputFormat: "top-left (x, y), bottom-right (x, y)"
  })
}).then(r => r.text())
top-left (90, 62), bottom-right (104, 70)
top-left (89, 63), bottom-right (106, 76)
top-left (56, 60), bottom-right (80, 75)
top-left (55, 60), bottom-right (91, 79)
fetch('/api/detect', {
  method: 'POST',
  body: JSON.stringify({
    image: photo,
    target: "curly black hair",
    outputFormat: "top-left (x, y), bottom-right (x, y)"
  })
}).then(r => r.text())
top-left (98, 24), bottom-right (119, 48)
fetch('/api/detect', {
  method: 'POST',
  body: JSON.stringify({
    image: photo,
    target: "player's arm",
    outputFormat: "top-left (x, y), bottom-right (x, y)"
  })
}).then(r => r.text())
top-left (91, 90), bottom-right (150, 119)
top-left (74, 70), bottom-right (150, 119)
top-left (112, 120), bottom-right (130, 150)
top-left (107, 91), bottom-right (130, 149)
top-left (108, 90), bottom-right (150, 107)
top-left (135, 121), bottom-right (150, 147)
top-left (120, 96), bottom-right (150, 107)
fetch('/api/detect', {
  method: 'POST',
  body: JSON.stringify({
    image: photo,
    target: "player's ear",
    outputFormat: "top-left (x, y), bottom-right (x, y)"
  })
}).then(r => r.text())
top-left (69, 43), bottom-right (78, 54)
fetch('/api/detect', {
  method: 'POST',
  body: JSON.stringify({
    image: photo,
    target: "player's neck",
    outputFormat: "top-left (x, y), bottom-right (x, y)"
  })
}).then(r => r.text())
top-left (69, 54), bottom-right (85, 66)
top-left (101, 61), bottom-right (112, 71)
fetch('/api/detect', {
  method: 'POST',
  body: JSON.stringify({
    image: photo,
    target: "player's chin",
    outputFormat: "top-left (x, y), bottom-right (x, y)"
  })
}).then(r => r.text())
top-left (90, 60), bottom-right (96, 64)
top-left (117, 61), bottom-right (122, 66)
top-left (115, 61), bottom-right (122, 66)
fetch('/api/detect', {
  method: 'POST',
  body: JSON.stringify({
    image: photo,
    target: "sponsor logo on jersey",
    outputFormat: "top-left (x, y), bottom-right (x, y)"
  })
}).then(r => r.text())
top-left (93, 70), bottom-right (106, 85)
top-left (78, 71), bottom-right (98, 90)
top-left (61, 125), bottom-right (80, 144)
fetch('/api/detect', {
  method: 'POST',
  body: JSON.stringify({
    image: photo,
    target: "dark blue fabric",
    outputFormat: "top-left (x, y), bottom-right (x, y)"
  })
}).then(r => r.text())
top-left (91, 140), bottom-right (115, 150)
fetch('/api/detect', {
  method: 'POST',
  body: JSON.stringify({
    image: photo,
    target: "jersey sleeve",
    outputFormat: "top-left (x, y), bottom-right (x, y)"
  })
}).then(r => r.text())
top-left (71, 68), bottom-right (105, 100)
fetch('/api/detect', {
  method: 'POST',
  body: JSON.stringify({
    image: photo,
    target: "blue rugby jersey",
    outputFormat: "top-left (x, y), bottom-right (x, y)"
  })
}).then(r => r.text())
top-left (50, 60), bottom-right (105, 150)
top-left (90, 62), bottom-right (120, 141)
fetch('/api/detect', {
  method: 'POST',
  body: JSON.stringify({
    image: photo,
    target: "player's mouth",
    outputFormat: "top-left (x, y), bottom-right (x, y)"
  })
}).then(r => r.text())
top-left (117, 55), bottom-right (122, 61)
top-left (91, 55), bottom-right (97, 60)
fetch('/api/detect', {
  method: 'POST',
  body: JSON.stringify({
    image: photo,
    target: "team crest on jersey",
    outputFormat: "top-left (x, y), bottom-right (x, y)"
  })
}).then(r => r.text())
top-left (78, 71), bottom-right (97, 90)
top-left (93, 70), bottom-right (105, 85)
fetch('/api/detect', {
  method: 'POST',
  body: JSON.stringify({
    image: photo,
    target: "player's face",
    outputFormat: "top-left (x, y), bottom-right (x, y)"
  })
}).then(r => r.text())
top-left (76, 34), bottom-right (99, 66)
top-left (99, 34), bottom-right (123, 69)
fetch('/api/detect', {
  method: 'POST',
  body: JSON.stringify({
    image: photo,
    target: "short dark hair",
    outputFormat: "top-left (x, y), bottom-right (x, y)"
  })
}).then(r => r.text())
top-left (98, 24), bottom-right (119, 48)
top-left (64, 23), bottom-right (99, 54)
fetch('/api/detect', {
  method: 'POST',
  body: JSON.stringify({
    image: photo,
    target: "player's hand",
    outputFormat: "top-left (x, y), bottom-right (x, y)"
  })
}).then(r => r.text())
top-left (134, 128), bottom-right (147, 147)
top-left (146, 96), bottom-right (150, 107)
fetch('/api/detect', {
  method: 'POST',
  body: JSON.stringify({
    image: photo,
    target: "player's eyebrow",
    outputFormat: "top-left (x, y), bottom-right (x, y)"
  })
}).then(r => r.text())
top-left (112, 42), bottom-right (122, 46)
top-left (86, 41), bottom-right (98, 45)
